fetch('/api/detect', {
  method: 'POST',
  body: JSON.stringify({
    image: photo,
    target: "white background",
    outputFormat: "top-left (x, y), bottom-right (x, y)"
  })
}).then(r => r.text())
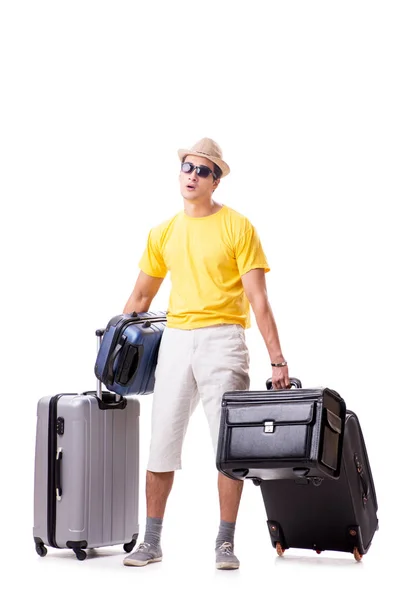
top-left (1, 1), bottom-right (399, 598)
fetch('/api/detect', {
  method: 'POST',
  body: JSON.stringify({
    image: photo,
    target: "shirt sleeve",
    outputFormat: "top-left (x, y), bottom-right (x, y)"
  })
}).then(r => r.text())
top-left (138, 228), bottom-right (168, 278)
top-left (234, 225), bottom-right (270, 276)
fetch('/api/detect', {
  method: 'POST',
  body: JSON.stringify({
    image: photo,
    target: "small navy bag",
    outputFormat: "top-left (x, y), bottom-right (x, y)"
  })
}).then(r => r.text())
top-left (95, 311), bottom-right (167, 396)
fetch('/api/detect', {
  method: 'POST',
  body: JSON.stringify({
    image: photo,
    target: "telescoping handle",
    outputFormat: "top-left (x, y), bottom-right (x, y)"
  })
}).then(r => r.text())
top-left (96, 329), bottom-right (105, 400)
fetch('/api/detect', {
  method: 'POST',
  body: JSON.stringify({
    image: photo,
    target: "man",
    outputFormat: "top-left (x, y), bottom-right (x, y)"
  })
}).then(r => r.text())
top-left (123, 138), bottom-right (290, 570)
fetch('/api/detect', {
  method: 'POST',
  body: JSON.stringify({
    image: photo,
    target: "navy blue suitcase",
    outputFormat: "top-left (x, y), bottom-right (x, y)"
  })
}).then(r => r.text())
top-left (94, 311), bottom-right (167, 396)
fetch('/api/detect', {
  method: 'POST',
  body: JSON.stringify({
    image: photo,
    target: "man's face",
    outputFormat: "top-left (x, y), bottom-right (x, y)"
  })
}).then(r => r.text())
top-left (179, 154), bottom-right (219, 201)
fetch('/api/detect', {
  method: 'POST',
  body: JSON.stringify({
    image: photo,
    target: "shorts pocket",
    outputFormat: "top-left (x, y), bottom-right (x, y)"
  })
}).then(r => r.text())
top-left (232, 324), bottom-right (245, 342)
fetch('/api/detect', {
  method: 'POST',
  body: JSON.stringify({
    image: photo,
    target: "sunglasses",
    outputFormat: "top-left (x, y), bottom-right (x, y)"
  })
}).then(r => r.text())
top-left (181, 161), bottom-right (216, 180)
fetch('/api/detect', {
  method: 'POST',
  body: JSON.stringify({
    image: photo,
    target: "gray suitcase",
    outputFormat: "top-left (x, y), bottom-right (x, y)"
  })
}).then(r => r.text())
top-left (33, 330), bottom-right (140, 560)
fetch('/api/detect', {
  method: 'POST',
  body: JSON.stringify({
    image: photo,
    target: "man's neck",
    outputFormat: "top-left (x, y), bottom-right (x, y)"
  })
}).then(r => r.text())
top-left (183, 199), bottom-right (223, 218)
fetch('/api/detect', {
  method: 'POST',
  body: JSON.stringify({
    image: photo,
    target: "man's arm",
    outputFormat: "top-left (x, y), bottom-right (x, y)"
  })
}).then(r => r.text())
top-left (123, 270), bottom-right (164, 313)
top-left (241, 268), bottom-right (290, 389)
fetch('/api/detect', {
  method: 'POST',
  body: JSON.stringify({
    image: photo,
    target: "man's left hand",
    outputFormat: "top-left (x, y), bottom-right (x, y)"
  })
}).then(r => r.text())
top-left (271, 365), bottom-right (290, 389)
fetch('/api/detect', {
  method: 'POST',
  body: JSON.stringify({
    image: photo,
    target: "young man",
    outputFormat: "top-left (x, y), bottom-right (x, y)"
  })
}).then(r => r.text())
top-left (123, 138), bottom-right (290, 570)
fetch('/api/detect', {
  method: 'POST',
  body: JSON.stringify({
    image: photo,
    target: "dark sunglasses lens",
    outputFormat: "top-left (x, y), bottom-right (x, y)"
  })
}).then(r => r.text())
top-left (181, 162), bottom-right (194, 173)
top-left (196, 166), bottom-right (212, 178)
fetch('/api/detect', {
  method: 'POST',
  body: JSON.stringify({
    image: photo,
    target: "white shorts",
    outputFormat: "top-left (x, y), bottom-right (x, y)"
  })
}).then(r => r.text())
top-left (147, 324), bottom-right (250, 472)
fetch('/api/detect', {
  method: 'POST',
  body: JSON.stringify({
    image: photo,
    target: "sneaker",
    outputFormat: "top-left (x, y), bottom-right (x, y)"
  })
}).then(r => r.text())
top-left (215, 542), bottom-right (240, 570)
top-left (123, 542), bottom-right (162, 567)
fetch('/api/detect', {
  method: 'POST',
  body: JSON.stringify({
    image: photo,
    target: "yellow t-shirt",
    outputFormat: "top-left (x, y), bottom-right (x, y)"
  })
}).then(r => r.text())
top-left (138, 205), bottom-right (270, 329)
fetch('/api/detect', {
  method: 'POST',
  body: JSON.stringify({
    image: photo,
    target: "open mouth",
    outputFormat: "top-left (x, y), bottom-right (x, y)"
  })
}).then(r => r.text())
top-left (186, 184), bottom-right (196, 191)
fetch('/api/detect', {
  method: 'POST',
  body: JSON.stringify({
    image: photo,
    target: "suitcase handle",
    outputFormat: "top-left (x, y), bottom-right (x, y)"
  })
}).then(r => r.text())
top-left (266, 377), bottom-right (302, 390)
top-left (95, 329), bottom-right (125, 409)
top-left (82, 390), bottom-right (127, 410)
top-left (104, 336), bottom-right (144, 387)
top-left (115, 343), bottom-right (144, 386)
top-left (354, 453), bottom-right (370, 504)
top-left (105, 337), bottom-right (126, 386)
top-left (55, 448), bottom-right (63, 501)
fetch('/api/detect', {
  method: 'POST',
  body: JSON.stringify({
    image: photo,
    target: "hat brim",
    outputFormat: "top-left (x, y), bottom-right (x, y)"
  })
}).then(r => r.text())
top-left (178, 149), bottom-right (230, 178)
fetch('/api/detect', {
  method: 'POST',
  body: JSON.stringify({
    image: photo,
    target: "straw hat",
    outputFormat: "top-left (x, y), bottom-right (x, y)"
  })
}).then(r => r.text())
top-left (178, 137), bottom-right (230, 177)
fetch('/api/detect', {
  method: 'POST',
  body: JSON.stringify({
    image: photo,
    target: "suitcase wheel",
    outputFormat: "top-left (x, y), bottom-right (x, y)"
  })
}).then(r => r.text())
top-left (123, 540), bottom-right (136, 553)
top-left (353, 547), bottom-right (363, 562)
top-left (123, 534), bottom-right (138, 553)
top-left (35, 542), bottom-right (47, 558)
top-left (275, 542), bottom-right (285, 557)
top-left (74, 549), bottom-right (87, 561)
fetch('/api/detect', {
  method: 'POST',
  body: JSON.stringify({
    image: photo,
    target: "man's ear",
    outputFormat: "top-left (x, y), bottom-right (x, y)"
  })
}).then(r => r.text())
top-left (213, 178), bottom-right (221, 192)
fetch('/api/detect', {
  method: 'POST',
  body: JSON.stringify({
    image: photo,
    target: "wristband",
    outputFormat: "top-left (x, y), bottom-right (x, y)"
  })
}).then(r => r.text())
top-left (271, 361), bottom-right (288, 367)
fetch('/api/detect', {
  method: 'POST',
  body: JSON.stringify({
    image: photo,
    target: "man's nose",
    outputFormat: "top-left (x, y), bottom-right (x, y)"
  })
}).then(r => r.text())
top-left (189, 168), bottom-right (198, 180)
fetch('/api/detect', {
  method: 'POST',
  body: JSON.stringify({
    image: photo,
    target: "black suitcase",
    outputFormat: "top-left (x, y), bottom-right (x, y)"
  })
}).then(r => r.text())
top-left (216, 378), bottom-right (346, 482)
top-left (260, 410), bottom-right (378, 561)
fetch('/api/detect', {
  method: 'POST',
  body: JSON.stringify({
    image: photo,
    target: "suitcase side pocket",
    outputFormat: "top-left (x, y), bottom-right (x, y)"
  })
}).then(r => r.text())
top-left (320, 408), bottom-right (342, 472)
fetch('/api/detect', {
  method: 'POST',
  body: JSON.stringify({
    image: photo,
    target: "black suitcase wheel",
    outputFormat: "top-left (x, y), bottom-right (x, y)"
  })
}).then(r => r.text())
top-left (123, 541), bottom-right (135, 553)
top-left (74, 549), bottom-right (87, 561)
top-left (353, 547), bottom-right (363, 562)
top-left (276, 542), bottom-right (285, 556)
top-left (123, 534), bottom-right (138, 553)
top-left (35, 542), bottom-right (47, 557)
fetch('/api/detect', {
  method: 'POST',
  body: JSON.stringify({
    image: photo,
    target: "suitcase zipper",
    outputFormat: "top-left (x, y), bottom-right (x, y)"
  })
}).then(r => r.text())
top-left (109, 314), bottom-right (166, 344)
top-left (47, 394), bottom-right (75, 548)
top-left (222, 390), bottom-right (325, 404)
top-left (347, 412), bottom-right (378, 511)
top-left (109, 312), bottom-right (167, 329)
top-left (115, 317), bottom-right (166, 348)
top-left (141, 337), bottom-right (163, 393)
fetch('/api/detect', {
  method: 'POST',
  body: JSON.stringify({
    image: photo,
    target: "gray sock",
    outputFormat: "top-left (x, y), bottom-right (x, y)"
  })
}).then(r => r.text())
top-left (215, 520), bottom-right (236, 550)
top-left (144, 516), bottom-right (163, 548)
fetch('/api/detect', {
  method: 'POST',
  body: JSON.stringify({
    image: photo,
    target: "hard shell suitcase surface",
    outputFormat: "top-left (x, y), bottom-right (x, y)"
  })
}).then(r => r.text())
top-left (216, 378), bottom-right (346, 482)
top-left (260, 411), bottom-right (378, 560)
top-left (94, 310), bottom-right (167, 396)
top-left (33, 332), bottom-right (140, 560)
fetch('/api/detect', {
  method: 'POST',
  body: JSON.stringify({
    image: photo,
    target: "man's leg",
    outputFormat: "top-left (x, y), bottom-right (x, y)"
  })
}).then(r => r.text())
top-left (218, 472), bottom-right (244, 523)
top-left (214, 473), bottom-right (244, 569)
top-left (146, 470), bottom-right (175, 519)
top-left (193, 324), bottom-right (250, 570)
top-left (123, 470), bottom-right (174, 567)
top-left (124, 327), bottom-right (198, 567)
